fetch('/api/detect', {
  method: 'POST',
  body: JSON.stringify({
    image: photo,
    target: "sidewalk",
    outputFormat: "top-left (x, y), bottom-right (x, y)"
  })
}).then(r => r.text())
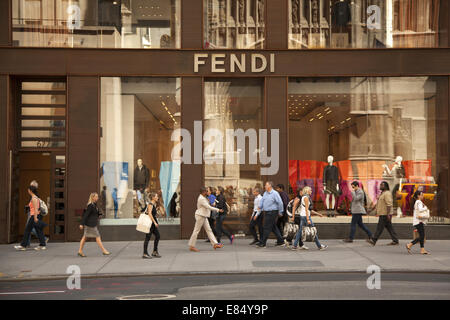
top-left (0, 239), bottom-right (449, 281)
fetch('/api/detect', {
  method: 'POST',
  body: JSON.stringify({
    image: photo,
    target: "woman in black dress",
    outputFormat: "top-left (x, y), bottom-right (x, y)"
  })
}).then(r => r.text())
top-left (143, 191), bottom-right (161, 259)
top-left (215, 186), bottom-right (234, 244)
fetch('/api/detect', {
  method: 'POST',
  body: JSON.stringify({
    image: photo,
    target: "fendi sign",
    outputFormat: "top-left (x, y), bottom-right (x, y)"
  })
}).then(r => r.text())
top-left (194, 53), bottom-right (275, 73)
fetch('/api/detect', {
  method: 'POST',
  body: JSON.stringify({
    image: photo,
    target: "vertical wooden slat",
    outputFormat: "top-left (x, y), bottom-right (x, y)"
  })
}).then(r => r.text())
top-left (0, 76), bottom-right (8, 243)
top-left (0, 0), bottom-right (11, 46)
top-left (266, 77), bottom-right (288, 188)
top-left (265, 0), bottom-right (288, 49)
top-left (67, 76), bottom-right (99, 241)
top-left (181, 77), bottom-right (203, 239)
top-left (181, 0), bottom-right (203, 49)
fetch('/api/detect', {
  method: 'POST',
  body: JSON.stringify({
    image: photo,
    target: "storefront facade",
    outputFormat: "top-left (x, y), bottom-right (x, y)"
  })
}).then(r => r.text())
top-left (0, 0), bottom-right (449, 243)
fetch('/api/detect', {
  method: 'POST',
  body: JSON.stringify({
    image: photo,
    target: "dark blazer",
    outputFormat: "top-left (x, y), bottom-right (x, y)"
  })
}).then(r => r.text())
top-left (81, 203), bottom-right (101, 227)
top-left (215, 194), bottom-right (228, 215)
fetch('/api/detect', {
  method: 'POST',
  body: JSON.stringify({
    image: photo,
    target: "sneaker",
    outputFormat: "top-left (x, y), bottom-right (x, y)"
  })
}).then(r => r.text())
top-left (387, 241), bottom-right (399, 246)
top-left (299, 245), bottom-right (309, 250)
top-left (230, 235), bottom-right (234, 244)
top-left (249, 240), bottom-right (259, 245)
top-left (342, 238), bottom-right (353, 243)
top-left (14, 245), bottom-right (26, 251)
top-left (368, 238), bottom-right (376, 246)
top-left (256, 243), bottom-right (266, 248)
top-left (142, 254), bottom-right (152, 259)
top-left (34, 246), bottom-right (46, 251)
top-left (291, 246), bottom-right (298, 251)
top-left (319, 244), bottom-right (328, 251)
top-left (275, 241), bottom-right (285, 247)
top-left (151, 251), bottom-right (162, 258)
top-left (45, 237), bottom-right (49, 244)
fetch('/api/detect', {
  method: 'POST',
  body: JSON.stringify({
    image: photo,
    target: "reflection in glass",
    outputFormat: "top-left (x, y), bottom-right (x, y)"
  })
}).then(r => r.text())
top-left (12, 0), bottom-right (181, 48)
top-left (289, 0), bottom-right (445, 49)
top-left (100, 77), bottom-right (181, 225)
top-left (204, 0), bottom-right (265, 49)
top-left (204, 78), bottom-right (264, 234)
top-left (288, 77), bottom-right (449, 224)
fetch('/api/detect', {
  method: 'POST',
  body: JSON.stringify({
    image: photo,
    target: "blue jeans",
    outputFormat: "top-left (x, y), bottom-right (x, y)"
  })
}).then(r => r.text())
top-left (293, 216), bottom-right (322, 249)
top-left (349, 214), bottom-right (373, 240)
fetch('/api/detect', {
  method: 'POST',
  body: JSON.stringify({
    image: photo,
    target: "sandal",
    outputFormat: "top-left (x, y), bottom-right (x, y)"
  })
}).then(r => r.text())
top-left (405, 244), bottom-right (412, 254)
top-left (421, 251), bottom-right (430, 255)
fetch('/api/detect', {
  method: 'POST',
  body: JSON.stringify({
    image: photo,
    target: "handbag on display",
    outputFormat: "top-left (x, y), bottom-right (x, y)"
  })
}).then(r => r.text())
top-left (283, 222), bottom-right (299, 241)
top-left (136, 213), bottom-right (152, 233)
top-left (302, 225), bottom-right (318, 242)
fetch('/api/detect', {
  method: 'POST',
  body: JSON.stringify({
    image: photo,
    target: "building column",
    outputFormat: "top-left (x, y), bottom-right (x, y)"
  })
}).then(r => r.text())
top-left (67, 76), bottom-right (99, 241)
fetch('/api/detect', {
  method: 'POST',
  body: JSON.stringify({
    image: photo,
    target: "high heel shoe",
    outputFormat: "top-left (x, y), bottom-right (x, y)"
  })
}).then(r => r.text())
top-left (213, 243), bottom-right (223, 250)
top-left (77, 252), bottom-right (86, 257)
top-left (189, 246), bottom-right (200, 252)
top-left (102, 251), bottom-right (111, 256)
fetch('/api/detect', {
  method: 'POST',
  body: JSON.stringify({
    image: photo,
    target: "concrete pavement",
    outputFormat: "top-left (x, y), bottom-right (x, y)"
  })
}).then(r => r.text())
top-left (0, 239), bottom-right (449, 281)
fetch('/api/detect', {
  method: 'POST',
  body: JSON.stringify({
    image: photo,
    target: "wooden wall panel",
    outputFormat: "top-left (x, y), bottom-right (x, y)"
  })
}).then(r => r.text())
top-left (180, 77), bottom-right (203, 239)
top-left (67, 76), bottom-right (99, 241)
top-left (266, 77), bottom-right (288, 188)
top-left (181, 0), bottom-right (203, 49)
top-left (0, 76), bottom-right (8, 243)
top-left (0, 0), bottom-right (11, 46)
top-left (266, 0), bottom-right (288, 49)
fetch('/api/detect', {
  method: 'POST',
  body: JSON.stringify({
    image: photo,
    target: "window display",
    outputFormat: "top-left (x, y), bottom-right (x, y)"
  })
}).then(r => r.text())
top-left (204, 78), bottom-right (264, 235)
top-left (288, 77), bottom-right (449, 224)
top-left (12, 0), bottom-right (181, 48)
top-left (100, 77), bottom-right (181, 226)
top-left (204, 0), bottom-right (265, 49)
top-left (289, 0), bottom-right (445, 49)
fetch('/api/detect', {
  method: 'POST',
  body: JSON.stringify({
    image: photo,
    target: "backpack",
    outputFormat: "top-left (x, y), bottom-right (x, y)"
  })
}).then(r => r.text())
top-left (39, 199), bottom-right (48, 216)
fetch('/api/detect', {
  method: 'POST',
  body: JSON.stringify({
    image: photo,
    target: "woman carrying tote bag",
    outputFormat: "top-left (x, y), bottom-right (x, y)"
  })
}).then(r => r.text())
top-left (142, 191), bottom-right (161, 259)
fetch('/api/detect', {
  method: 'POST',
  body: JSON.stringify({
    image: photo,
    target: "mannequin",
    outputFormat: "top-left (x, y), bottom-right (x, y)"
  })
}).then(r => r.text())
top-left (382, 156), bottom-right (405, 217)
top-left (323, 155), bottom-right (340, 217)
top-left (133, 159), bottom-right (150, 192)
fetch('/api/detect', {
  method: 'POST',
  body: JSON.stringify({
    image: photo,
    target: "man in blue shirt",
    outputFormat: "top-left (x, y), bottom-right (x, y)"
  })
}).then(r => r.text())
top-left (257, 181), bottom-right (285, 248)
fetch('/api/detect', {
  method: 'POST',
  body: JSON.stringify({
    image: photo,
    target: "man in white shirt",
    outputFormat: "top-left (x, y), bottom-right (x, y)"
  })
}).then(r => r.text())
top-left (188, 187), bottom-right (224, 252)
top-left (249, 187), bottom-right (263, 245)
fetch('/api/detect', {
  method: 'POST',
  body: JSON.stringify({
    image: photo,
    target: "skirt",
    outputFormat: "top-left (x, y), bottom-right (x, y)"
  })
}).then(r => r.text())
top-left (324, 180), bottom-right (339, 196)
top-left (84, 226), bottom-right (100, 238)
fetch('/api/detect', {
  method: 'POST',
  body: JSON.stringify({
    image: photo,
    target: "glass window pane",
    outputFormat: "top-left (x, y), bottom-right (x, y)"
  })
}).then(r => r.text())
top-left (21, 94), bottom-right (66, 105)
top-left (13, 0), bottom-right (181, 48)
top-left (288, 0), bottom-right (446, 49)
top-left (288, 76), bottom-right (449, 225)
top-left (21, 141), bottom-right (66, 148)
top-left (21, 130), bottom-right (66, 138)
top-left (100, 77), bottom-right (181, 225)
top-left (204, 0), bottom-right (265, 49)
top-left (22, 107), bottom-right (66, 116)
top-left (21, 120), bottom-right (66, 127)
top-left (204, 78), bottom-right (264, 234)
top-left (22, 82), bottom-right (66, 91)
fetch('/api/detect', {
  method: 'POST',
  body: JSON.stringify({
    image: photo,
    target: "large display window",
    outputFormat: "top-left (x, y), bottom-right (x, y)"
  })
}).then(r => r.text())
top-left (12, 0), bottom-right (181, 48)
top-left (100, 77), bottom-right (181, 226)
top-left (203, 78), bottom-right (264, 234)
top-left (288, 0), bottom-right (446, 49)
top-left (204, 0), bottom-right (265, 49)
top-left (288, 77), bottom-right (449, 224)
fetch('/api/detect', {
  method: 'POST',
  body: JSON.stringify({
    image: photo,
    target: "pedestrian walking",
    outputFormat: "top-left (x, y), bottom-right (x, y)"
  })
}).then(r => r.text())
top-left (275, 184), bottom-right (289, 243)
top-left (343, 181), bottom-right (374, 243)
top-left (15, 185), bottom-right (47, 251)
top-left (22, 180), bottom-right (48, 248)
top-left (291, 186), bottom-right (328, 251)
top-left (188, 187), bottom-right (224, 252)
top-left (256, 181), bottom-right (285, 248)
top-left (406, 190), bottom-right (430, 255)
top-left (143, 191), bottom-right (162, 259)
top-left (249, 187), bottom-right (263, 245)
top-left (205, 186), bottom-right (218, 242)
top-left (368, 181), bottom-right (399, 246)
top-left (215, 187), bottom-right (234, 244)
top-left (288, 189), bottom-right (308, 250)
top-left (77, 193), bottom-right (111, 257)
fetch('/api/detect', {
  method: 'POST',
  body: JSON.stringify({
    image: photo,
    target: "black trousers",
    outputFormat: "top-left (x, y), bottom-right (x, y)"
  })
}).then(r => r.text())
top-left (373, 215), bottom-right (399, 243)
top-left (249, 213), bottom-right (263, 241)
top-left (208, 217), bottom-right (217, 237)
top-left (21, 214), bottom-right (46, 247)
top-left (276, 213), bottom-right (287, 239)
top-left (215, 213), bottom-right (231, 243)
top-left (411, 223), bottom-right (425, 248)
top-left (144, 224), bottom-right (160, 254)
top-left (260, 211), bottom-right (284, 246)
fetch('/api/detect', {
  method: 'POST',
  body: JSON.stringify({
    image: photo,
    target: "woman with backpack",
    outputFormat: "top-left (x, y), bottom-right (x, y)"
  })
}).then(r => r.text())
top-left (406, 190), bottom-right (430, 255)
top-left (14, 185), bottom-right (47, 251)
top-left (77, 193), bottom-right (110, 257)
top-left (291, 186), bottom-right (328, 251)
top-left (342, 181), bottom-right (374, 243)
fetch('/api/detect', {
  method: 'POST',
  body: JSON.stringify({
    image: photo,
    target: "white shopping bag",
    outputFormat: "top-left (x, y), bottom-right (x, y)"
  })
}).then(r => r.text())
top-left (136, 213), bottom-right (152, 233)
